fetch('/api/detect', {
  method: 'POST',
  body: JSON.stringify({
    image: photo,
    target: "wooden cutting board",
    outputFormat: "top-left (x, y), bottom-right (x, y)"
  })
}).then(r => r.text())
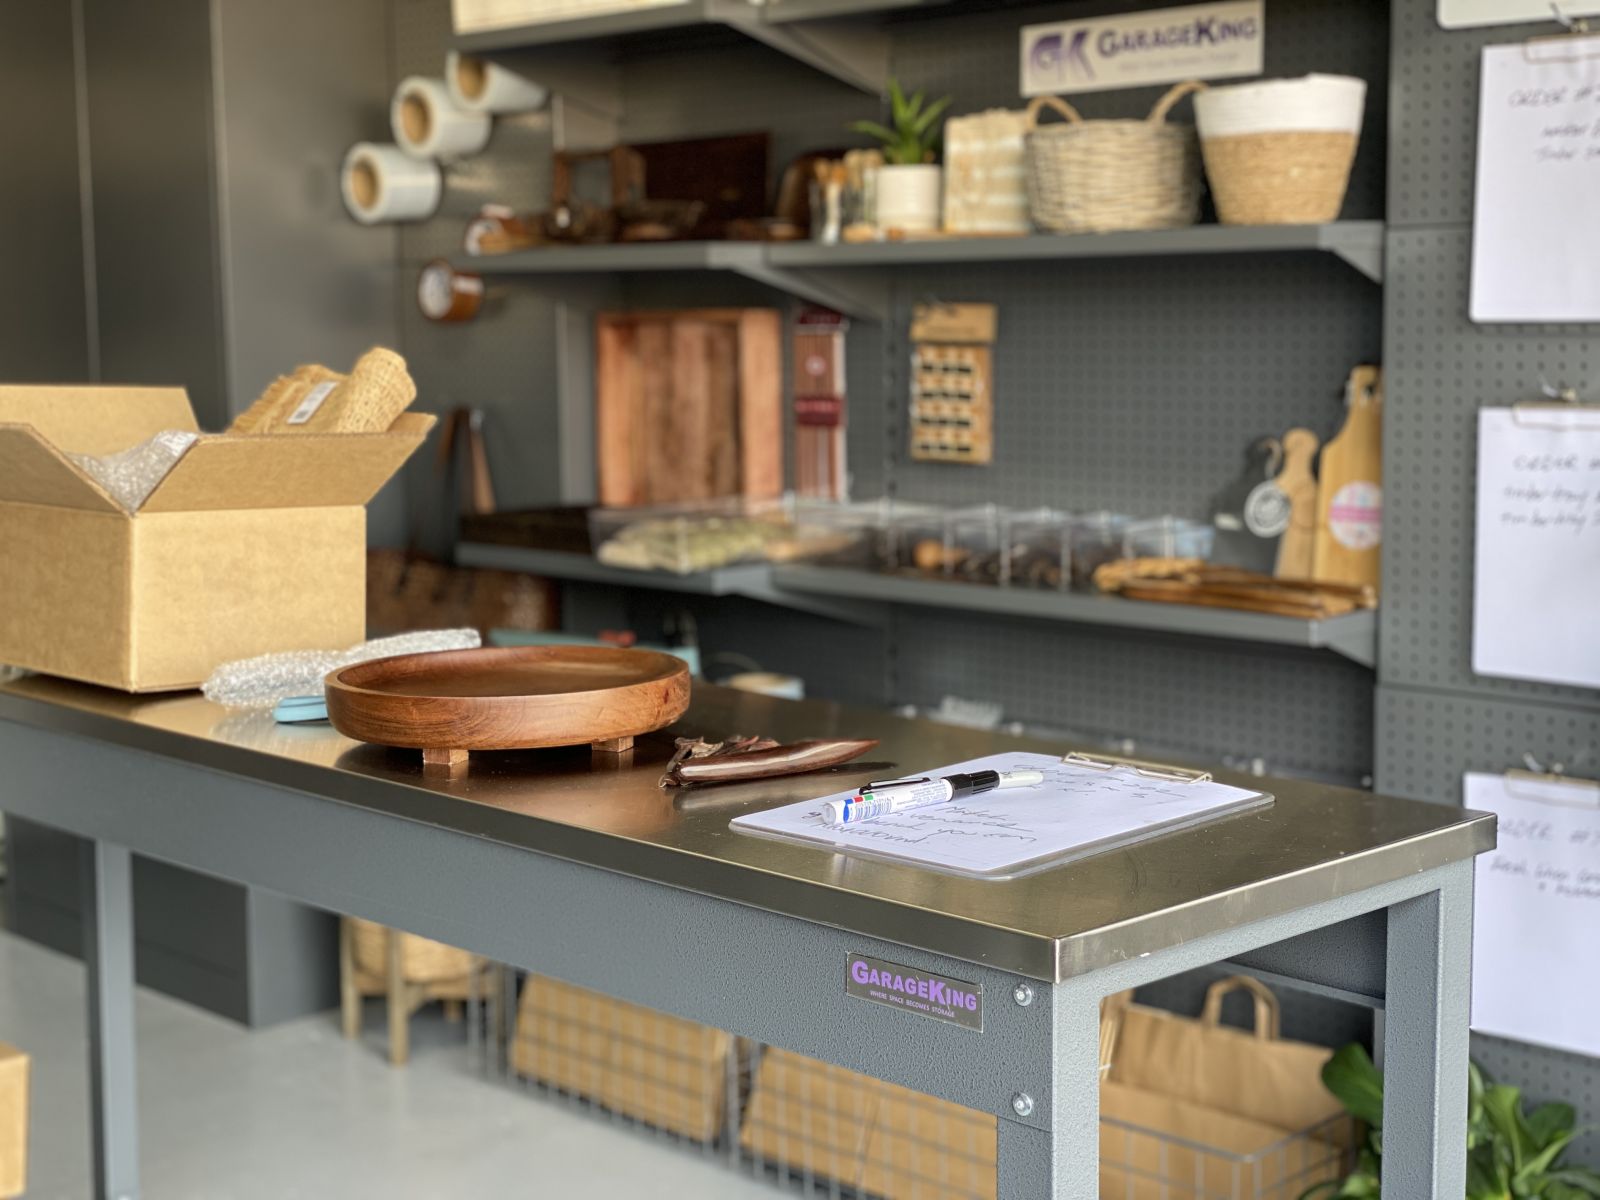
top-left (1312, 365), bottom-right (1383, 592)
top-left (1273, 428), bottom-right (1320, 579)
top-left (596, 308), bottom-right (781, 507)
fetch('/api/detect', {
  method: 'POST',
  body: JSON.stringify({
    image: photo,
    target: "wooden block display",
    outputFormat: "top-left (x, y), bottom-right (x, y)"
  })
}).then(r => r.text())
top-left (908, 302), bottom-right (998, 465)
top-left (596, 308), bottom-right (782, 507)
top-left (740, 1047), bottom-right (998, 1200)
top-left (512, 974), bottom-right (734, 1142)
top-left (0, 1043), bottom-right (27, 1200)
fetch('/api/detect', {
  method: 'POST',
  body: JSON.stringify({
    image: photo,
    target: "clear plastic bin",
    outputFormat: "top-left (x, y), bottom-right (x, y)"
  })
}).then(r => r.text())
top-left (939, 503), bottom-right (1005, 585)
top-left (1067, 511), bottom-right (1134, 589)
top-left (589, 501), bottom-right (792, 574)
top-left (1002, 507), bottom-right (1072, 590)
top-left (884, 501), bottom-right (952, 575)
top-left (1122, 516), bottom-right (1216, 561)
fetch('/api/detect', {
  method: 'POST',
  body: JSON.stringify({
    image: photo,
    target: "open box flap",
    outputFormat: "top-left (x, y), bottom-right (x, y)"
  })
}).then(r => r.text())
top-left (0, 424), bottom-right (122, 513)
top-left (138, 412), bottom-right (437, 513)
top-left (0, 385), bottom-right (197, 455)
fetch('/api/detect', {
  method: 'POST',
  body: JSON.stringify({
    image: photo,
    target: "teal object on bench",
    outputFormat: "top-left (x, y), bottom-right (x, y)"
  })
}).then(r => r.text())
top-left (273, 695), bottom-right (329, 724)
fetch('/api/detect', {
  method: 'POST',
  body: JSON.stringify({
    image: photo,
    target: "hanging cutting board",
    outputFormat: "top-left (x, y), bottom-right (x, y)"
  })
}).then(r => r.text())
top-left (1312, 365), bottom-right (1383, 592)
top-left (596, 308), bottom-right (781, 507)
top-left (1273, 428), bottom-right (1320, 579)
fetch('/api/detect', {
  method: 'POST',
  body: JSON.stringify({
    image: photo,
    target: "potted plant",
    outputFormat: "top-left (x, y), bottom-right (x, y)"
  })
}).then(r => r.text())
top-left (1302, 1044), bottom-right (1600, 1199)
top-left (850, 79), bottom-right (952, 234)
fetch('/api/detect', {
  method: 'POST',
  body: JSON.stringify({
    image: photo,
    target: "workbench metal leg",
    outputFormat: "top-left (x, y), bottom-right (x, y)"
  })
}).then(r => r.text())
top-left (997, 983), bottom-right (1101, 1198)
top-left (1380, 862), bottom-right (1474, 1200)
top-left (81, 840), bottom-right (140, 1200)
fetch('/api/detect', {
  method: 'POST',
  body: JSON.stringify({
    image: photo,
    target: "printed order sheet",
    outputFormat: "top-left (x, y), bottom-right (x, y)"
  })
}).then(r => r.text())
top-left (732, 751), bottom-right (1270, 878)
top-left (1471, 36), bottom-right (1600, 322)
top-left (1468, 771), bottom-right (1600, 1057)
top-left (1473, 407), bottom-right (1600, 688)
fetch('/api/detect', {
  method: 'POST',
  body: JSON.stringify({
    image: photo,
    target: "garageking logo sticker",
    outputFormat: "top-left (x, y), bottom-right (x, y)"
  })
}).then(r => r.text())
top-left (1022, 0), bottom-right (1264, 97)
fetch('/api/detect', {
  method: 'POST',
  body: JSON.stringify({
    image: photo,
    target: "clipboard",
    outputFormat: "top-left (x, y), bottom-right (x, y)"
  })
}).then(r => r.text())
top-left (729, 750), bottom-right (1273, 880)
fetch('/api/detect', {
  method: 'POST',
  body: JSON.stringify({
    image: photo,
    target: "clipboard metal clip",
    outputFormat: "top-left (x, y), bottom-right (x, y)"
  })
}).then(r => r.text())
top-left (1524, 6), bottom-right (1600, 59)
top-left (1063, 751), bottom-right (1213, 784)
top-left (1508, 376), bottom-right (1600, 426)
top-left (1550, 1), bottom-right (1591, 35)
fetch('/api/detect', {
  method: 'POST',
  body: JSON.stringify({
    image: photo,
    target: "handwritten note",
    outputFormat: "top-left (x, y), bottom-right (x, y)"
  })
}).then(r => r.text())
top-left (731, 752), bottom-right (1270, 877)
top-left (1471, 38), bottom-right (1600, 322)
top-left (1473, 408), bottom-right (1600, 688)
top-left (1468, 771), bottom-right (1600, 1057)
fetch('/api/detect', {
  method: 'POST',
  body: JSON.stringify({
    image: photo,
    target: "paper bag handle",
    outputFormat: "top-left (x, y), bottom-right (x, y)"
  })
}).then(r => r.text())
top-left (1199, 975), bottom-right (1281, 1040)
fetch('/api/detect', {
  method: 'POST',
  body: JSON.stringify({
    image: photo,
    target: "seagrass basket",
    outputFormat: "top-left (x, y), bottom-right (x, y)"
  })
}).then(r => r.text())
top-left (349, 917), bottom-right (475, 983)
top-left (1025, 81), bottom-right (1204, 234)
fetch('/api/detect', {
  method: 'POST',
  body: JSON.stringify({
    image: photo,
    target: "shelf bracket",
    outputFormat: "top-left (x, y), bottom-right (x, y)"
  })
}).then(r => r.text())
top-left (715, 5), bottom-right (891, 93)
top-left (730, 260), bottom-right (890, 321)
top-left (1319, 614), bottom-right (1378, 668)
top-left (1329, 240), bottom-right (1384, 284)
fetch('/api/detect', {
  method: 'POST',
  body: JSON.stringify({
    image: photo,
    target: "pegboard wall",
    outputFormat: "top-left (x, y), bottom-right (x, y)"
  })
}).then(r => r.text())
top-left (1378, 0), bottom-right (1600, 1155)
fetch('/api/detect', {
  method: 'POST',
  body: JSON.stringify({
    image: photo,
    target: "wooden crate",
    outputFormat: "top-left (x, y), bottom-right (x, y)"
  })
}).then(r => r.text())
top-left (595, 308), bottom-right (782, 507)
top-left (512, 975), bottom-right (733, 1142)
top-left (0, 1043), bottom-right (28, 1200)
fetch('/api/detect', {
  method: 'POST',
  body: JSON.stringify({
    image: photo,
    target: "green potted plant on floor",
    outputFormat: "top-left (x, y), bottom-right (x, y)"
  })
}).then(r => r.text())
top-left (850, 78), bottom-right (951, 234)
top-left (1302, 1044), bottom-right (1600, 1199)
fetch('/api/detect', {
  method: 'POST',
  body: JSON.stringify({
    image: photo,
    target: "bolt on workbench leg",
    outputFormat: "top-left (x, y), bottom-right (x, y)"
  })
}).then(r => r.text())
top-left (81, 840), bottom-right (140, 1200)
top-left (1381, 862), bottom-right (1474, 1200)
top-left (997, 982), bottom-right (1102, 1198)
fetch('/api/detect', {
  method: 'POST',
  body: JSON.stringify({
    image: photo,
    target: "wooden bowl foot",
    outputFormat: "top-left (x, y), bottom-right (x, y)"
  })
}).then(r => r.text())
top-left (423, 747), bottom-right (469, 776)
top-left (591, 735), bottom-right (634, 754)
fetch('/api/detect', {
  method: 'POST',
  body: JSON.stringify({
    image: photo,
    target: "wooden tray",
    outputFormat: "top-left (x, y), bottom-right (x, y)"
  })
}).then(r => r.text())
top-left (326, 646), bottom-right (691, 772)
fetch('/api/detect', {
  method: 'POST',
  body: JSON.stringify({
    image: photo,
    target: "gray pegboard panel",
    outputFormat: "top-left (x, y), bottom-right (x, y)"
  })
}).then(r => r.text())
top-left (1388, 0), bottom-right (1557, 228)
top-left (1374, 683), bottom-right (1600, 801)
top-left (1380, 227), bottom-right (1600, 708)
top-left (892, 610), bottom-right (1376, 781)
top-left (887, 252), bottom-right (1379, 516)
top-left (886, 0), bottom-right (1389, 223)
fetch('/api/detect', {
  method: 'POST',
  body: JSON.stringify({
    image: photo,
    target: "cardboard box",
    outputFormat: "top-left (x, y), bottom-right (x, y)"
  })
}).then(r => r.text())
top-left (740, 1048), bottom-right (998, 1200)
top-left (0, 1043), bottom-right (27, 1199)
top-left (512, 975), bottom-right (733, 1142)
top-left (0, 386), bottom-right (432, 691)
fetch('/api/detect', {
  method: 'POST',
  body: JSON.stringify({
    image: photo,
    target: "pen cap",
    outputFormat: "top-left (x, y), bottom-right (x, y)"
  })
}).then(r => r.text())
top-left (823, 798), bottom-right (850, 823)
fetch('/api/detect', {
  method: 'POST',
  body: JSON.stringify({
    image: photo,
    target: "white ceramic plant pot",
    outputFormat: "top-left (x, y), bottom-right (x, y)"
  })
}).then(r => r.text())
top-left (876, 163), bottom-right (943, 234)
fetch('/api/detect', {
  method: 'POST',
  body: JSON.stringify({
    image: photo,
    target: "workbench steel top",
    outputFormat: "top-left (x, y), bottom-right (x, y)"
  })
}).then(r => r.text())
top-left (0, 675), bottom-right (1494, 981)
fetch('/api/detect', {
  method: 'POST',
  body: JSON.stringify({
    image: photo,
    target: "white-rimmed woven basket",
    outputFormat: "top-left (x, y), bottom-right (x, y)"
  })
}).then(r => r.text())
top-left (1195, 74), bottom-right (1367, 224)
top-left (1025, 81), bottom-right (1205, 234)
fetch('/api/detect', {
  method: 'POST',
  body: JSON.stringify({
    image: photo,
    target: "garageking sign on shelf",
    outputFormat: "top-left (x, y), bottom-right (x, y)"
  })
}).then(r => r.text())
top-left (1021, 0), bottom-right (1265, 97)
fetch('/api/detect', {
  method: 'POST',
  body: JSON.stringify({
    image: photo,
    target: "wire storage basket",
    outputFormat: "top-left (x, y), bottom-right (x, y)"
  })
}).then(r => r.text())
top-left (1025, 82), bottom-right (1205, 234)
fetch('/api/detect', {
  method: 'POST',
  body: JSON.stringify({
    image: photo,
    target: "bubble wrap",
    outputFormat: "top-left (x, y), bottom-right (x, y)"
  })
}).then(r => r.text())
top-left (67, 430), bottom-right (199, 512)
top-left (202, 628), bottom-right (481, 709)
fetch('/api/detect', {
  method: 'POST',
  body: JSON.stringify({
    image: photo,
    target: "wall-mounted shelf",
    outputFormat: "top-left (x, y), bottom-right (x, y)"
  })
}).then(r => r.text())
top-left (458, 221), bottom-right (1385, 322)
top-left (769, 566), bottom-right (1379, 667)
top-left (452, 0), bottom-right (924, 97)
top-left (454, 544), bottom-right (1377, 666)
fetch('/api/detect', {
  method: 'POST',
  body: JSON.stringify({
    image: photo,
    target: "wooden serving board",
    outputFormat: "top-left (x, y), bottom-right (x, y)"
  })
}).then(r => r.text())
top-left (326, 645), bottom-right (691, 773)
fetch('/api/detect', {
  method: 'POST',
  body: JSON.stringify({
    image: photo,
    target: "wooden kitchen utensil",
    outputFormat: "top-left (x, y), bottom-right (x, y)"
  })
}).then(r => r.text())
top-left (1312, 365), bottom-right (1383, 592)
top-left (1272, 428), bottom-right (1320, 579)
top-left (596, 309), bottom-right (782, 507)
top-left (325, 645), bottom-right (691, 772)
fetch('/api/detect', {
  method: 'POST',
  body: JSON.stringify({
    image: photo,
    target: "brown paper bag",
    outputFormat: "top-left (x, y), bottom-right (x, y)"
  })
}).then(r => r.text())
top-left (1109, 976), bottom-right (1346, 1135)
top-left (1100, 1079), bottom-right (1347, 1200)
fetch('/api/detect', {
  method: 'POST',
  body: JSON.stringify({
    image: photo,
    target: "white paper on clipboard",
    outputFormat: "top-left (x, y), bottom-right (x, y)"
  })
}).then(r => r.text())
top-left (1467, 771), bottom-right (1600, 1057)
top-left (730, 751), bottom-right (1272, 879)
top-left (1471, 36), bottom-right (1600, 322)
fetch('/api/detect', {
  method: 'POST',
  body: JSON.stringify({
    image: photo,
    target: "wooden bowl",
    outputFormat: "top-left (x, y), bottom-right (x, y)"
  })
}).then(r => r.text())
top-left (325, 645), bottom-right (691, 772)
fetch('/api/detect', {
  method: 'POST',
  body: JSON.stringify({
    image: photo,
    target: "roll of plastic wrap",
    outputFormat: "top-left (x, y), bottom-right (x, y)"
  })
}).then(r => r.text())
top-left (392, 76), bottom-right (491, 160)
top-left (340, 143), bottom-right (442, 224)
top-left (446, 51), bottom-right (548, 114)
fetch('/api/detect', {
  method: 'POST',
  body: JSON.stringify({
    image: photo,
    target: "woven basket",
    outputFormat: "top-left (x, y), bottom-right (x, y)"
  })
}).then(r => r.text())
top-left (1025, 81), bottom-right (1204, 235)
top-left (349, 917), bottom-right (475, 984)
top-left (1195, 74), bottom-right (1366, 225)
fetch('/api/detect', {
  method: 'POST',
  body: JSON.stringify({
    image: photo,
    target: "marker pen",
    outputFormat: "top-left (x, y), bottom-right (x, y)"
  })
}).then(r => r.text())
top-left (824, 769), bottom-right (1044, 824)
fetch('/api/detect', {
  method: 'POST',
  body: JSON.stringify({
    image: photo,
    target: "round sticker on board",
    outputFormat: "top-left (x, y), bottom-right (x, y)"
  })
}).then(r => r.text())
top-left (1243, 480), bottom-right (1291, 538)
top-left (1329, 481), bottom-right (1383, 550)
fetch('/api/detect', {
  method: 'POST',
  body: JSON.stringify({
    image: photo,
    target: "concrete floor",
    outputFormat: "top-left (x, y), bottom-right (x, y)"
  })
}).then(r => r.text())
top-left (0, 931), bottom-right (775, 1199)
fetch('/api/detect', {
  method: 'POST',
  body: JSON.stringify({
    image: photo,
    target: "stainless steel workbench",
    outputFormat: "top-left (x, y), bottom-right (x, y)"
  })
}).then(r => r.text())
top-left (0, 674), bottom-right (1494, 1199)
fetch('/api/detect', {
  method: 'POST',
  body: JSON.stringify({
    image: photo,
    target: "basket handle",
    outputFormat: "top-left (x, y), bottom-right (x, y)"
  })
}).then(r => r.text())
top-left (1025, 95), bottom-right (1083, 130)
top-left (1199, 975), bottom-right (1281, 1040)
top-left (1148, 79), bottom-right (1207, 124)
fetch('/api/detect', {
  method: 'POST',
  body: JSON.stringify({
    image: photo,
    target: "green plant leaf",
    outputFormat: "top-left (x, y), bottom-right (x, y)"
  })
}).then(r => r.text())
top-left (889, 76), bottom-right (907, 121)
top-left (847, 120), bottom-right (898, 143)
top-left (1517, 1131), bottom-right (1577, 1190)
top-left (1331, 1173), bottom-right (1381, 1198)
top-left (1321, 1043), bottom-right (1385, 1127)
top-left (1296, 1181), bottom-right (1345, 1200)
top-left (1546, 1168), bottom-right (1600, 1195)
top-left (1466, 1152), bottom-right (1506, 1200)
top-left (1528, 1103), bottom-right (1578, 1148)
top-left (1483, 1085), bottom-right (1535, 1173)
top-left (912, 94), bottom-right (953, 138)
